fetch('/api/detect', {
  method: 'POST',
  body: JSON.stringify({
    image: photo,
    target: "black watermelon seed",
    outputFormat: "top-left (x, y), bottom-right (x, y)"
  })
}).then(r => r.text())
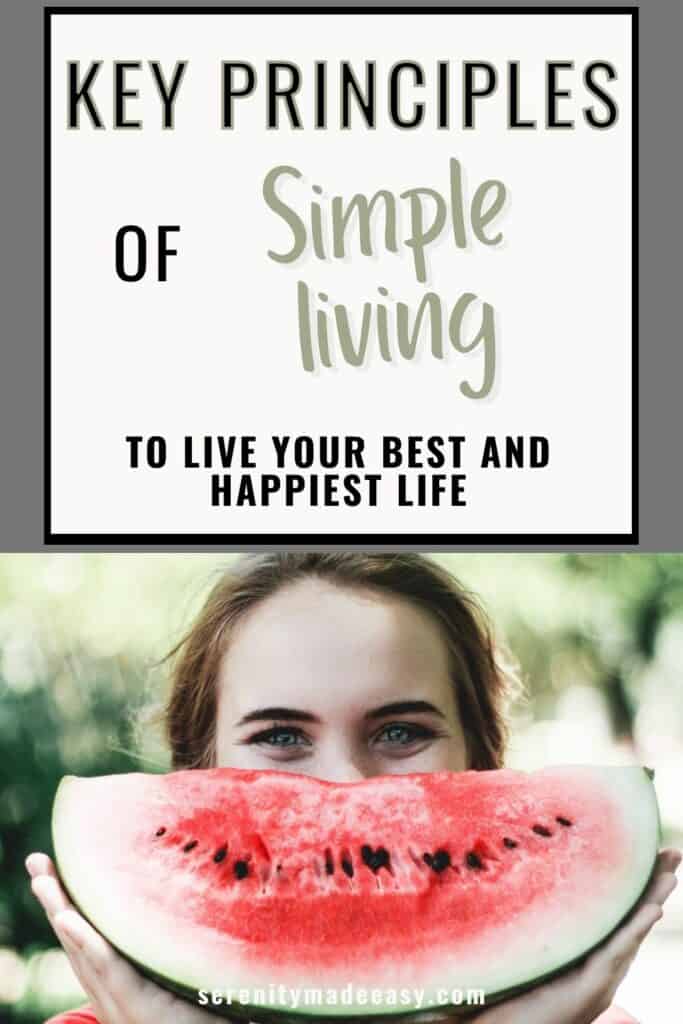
top-left (503, 838), bottom-right (518, 849)
top-left (324, 850), bottom-right (335, 875)
top-left (431, 850), bottom-right (451, 873)
top-left (183, 840), bottom-right (198, 853)
top-left (155, 828), bottom-right (166, 837)
top-left (361, 845), bottom-right (390, 872)
top-left (213, 846), bottom-right (227, 864)
top-left (341, 857), bottom-right (354, 878)
top-left (234, 860), bottom-right (249, 879)
top-left (423, 853), bottom-right (434, 868)
top-left (556, 816), bottom-right (573, 827)
top-left (362, 850), bottom-right (375, 870)
top-left (466, 851), bottom-right (483, 870)
top-left (532, 825), bottom-right (552, 837)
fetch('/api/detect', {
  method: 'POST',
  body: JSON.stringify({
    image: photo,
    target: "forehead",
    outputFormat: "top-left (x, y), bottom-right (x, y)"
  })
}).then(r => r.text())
top-left (217, 578), bottom-right (454, 717)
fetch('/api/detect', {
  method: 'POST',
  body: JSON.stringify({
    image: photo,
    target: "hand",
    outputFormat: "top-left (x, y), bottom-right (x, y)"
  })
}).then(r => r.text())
top-left (27, 852), bottom-right (226, 1024)
top-left (472, 848), bottom-right (680, 1024)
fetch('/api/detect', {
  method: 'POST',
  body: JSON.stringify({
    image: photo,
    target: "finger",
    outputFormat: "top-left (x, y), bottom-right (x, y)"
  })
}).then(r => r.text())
top-left (53, 912), bottom-right (121, 1024)
top-left (621, 902), bottom-right (664, 947)
top-left (623, 849), bottom-right (680, 926)
top-left (31, 874), bottom-right (73, 920)
top-left (26, 852), bottom-right (57, 878)
top-left (58, 910), bottom-right (256, 1024)
top-left (55, 908), bottom-right (146, 1015)
top-left (639, 849), bottom-right (681, 905)
top-left (658, 847), bottom-right (682, 873)
top-left (573, 904), bottom-right (662, 1018)
top-left (32, 877), bottom-right (116, 1018)
top-left (30, 869), bottom-right (121, 1022)
top-left (33, 876), bottom-right (141, 1022)
top-left (646, 870), bottom-right (678, 909)
top-left (653, 848), bottom-right (680, 881)
top-left (594, 903), bottom-right (662, 977)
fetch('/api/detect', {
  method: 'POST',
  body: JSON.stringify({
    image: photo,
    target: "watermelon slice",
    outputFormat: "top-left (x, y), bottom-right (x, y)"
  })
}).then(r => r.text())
top-left (52, 766), bottom-right (659, 1021)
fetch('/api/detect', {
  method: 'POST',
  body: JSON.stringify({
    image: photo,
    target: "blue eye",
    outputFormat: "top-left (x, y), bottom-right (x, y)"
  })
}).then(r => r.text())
top-left (249, 726), bottom-right (311, 748)
top-left (375, 722), bottom-right (435, 746)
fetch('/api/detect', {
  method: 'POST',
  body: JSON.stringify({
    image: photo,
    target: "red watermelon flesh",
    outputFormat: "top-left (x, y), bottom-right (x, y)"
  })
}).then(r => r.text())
top-left (52, 766), bottom-right (659, 1019)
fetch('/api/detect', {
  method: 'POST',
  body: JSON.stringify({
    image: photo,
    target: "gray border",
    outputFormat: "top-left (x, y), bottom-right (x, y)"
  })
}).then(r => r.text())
top-left (2, 0), bottom-right (680, 552)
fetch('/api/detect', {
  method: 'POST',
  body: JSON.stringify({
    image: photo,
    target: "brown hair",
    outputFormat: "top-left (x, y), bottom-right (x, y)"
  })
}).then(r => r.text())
top-left (163, 553), bottom-right (520, 772)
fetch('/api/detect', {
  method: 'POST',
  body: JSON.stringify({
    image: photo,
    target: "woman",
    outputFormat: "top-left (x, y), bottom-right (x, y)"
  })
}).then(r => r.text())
top-left (28, 553), bottom-right (680, 1024)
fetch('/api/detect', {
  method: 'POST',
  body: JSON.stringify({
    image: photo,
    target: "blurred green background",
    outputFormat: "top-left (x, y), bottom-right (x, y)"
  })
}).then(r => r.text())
top-left (0, 553), bottom-right (682, 1023)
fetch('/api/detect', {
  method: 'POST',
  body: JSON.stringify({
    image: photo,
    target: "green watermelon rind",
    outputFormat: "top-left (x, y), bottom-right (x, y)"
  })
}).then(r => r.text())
top-left (51, 766), bottom-right (661, 1022)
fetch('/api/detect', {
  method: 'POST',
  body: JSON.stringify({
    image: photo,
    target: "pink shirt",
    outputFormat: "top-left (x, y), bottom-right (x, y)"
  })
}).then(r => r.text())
top-left (45, 1006), bottom-right (639, 1024)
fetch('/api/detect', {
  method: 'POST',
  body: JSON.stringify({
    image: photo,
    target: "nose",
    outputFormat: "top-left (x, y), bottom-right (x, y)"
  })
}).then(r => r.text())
top-left (315, 751), bottom-right (371, 784)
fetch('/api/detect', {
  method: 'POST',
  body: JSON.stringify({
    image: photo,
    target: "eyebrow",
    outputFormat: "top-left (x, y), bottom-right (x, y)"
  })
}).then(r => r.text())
top-left (236, 707), bottom-right (320, 726)
top-left (235, 700), bottom-right (446, 728)
top-left (363, 700), bottom-right (447, 721)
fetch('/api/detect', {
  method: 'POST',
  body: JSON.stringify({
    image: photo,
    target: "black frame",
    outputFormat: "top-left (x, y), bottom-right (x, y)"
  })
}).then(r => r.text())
top-left (44, 6), bottom-right (639, 546)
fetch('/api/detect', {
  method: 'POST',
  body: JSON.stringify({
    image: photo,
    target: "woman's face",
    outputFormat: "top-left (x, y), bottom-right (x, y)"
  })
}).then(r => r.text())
top-left (215, 578), bottom-right (468, 781)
